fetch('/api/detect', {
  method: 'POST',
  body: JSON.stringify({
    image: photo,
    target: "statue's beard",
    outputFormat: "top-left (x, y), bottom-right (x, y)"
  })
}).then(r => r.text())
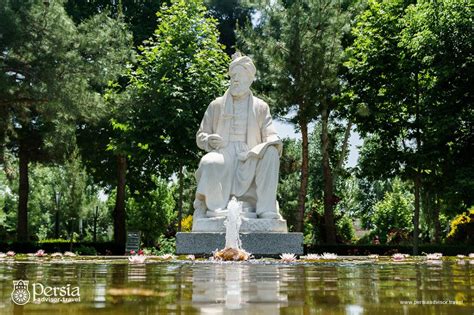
top-left (229, 84), bottom-right (250, 98)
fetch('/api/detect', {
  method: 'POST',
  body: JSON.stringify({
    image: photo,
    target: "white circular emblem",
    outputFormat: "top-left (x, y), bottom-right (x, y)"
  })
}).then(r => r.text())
top-left (11, 280), bottom-right (30, 305)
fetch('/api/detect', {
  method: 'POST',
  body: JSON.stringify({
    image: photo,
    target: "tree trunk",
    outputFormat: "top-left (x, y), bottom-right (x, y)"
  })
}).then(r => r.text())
top-left (114, 154), bottom-right (127, 252)
top-left (413, 172), bottom-right (421, 255)
top-left (93, 205), bottom-right (98, 243)
top-left (321, 107), bottom-right (336, 244)
top-left (413, 69), bottom-right (421, 255)
top-left (296, 117), bottom-right (309, 232)
top-left (177, 165), bottom-right (184, 232)
top-left (433, 195), bottom-right (441, 243)
top-left (333, 120), bottom-right (352, 187)
top-left (335, 120), bottom-right (352, 180)
top-left (17, 142), bottom-right (29, 242)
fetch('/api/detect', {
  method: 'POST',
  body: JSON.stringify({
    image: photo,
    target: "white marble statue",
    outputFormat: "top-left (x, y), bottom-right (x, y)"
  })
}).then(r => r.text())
top-left (193, 52), bottom-right (284, 223)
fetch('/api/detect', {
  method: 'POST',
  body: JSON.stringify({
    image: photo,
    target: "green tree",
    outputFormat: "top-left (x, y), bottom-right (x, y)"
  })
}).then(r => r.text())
top-left (205, 0), bottom-right (252, 55)
top-left (116, 0), bottom-right (229, 231)
top-left (278, 138), bottom-right (302, 231)
top-left (372, 178), bottom-right (414, 244)
top-left (0, 1), bottom-right (132, 241)
top-left (126, 176), bottom-right (176, 246)
top-left (345, 0), bottom-right (472, 251)
top-left (237, 0), bottom-right (352, 241)
top-left (65, 0), bottom-right (167, 47)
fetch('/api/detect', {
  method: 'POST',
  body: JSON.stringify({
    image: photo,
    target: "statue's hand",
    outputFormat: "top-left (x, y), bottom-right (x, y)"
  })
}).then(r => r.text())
top-left (208, 134), bottom-right (224, 149)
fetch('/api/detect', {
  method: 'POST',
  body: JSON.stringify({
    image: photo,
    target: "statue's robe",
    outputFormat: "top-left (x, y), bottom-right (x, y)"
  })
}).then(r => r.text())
top-left (195, 90), bottom-right (282, 217)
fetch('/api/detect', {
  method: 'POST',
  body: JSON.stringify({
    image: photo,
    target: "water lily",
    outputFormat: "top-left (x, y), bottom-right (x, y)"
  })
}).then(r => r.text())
top-left (302, 254), bottom-right (321, 260)
top-left (64, 251), bottom-right (77, 257)
top-left (158, 254), bottom-right (176, 260)
top-left (130, 250), bottom-right (136, 255)
top-left (469, 253), bottom-right (474, 258)
top-left (35, 249), bottom-right (46, 257)
top-left (51, 252), bottom-right (63, 258)
top-left (6, 251), bottom-right (15, 257)
top-left (128, 255), bottom-right (146, 264)
top-left (368, 254), bottom-right (379, 259)
top-left (186, 254), bottom-right (196, 261)
top-left (0, 252), bottom-right (6, 258)
top-left (280, 253), bottom-right (297, 262)
top-left (457, 255), bottom-right (465, 258)
top-left (138, 249), bottom-right (144, 256)
top-left (391, 253), bottom-right (406, 261)
top-left (425, 253), bottom-right (442, 260)
top-left (321, 253), bottom-right (338, 259)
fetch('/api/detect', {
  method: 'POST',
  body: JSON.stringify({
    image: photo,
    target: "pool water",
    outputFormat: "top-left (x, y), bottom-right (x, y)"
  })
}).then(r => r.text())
top-left (0, 258), bottom-right (473, 314)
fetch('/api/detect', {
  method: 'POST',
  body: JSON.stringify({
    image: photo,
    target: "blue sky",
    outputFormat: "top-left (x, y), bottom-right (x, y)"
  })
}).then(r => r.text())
top-left (273, 120), bottom-right (362, 168)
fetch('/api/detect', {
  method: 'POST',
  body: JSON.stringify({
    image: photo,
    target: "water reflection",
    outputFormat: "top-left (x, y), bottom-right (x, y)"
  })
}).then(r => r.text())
top-left (192, 264), bottom-right (288, 314)
top-left (0, 260), bottom-right (472, 314)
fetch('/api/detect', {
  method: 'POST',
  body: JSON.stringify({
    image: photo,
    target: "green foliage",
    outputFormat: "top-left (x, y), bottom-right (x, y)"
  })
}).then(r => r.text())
top-left (372, 178), bottom-right (414, 243)
top-left (123, 0), bottom-right (230, 174)
top-left (205, 0), bottom-right (252, 55)
top-left (277, 138), bottom-right (301, 231)
top-left (237, 0), bottom-right (351, 121)
top-left (38, 238), bottom-right (74, 244)
top-left (446, 207), bottom-right (474, 245)
top-left (0, 0), bottom-right (133, 240)
top-left (126, 176), bottom-right (176, 246)
top-left (0, 155), bottom-right (111, 242)
top-left (336, 214), bottom-right (356, 243)
top-left (74, 244), bottom-right (97, 256)
top-left (156, 235), bottom-right (176, 255)
top-left (65, 0), bottom-right (166, 47)
top-left (307, 199), bottom-right (356, 244)
top-left (345, 0), bottom-right (473, 223)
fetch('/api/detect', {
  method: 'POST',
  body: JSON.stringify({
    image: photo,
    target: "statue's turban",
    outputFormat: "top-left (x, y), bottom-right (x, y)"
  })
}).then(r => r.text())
top-left (229, 53), bottom-right (256, 78)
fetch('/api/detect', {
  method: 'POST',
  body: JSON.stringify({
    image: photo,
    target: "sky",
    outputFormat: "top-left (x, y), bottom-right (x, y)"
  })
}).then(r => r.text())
top-left (273, 120), bottom-right (363, 168)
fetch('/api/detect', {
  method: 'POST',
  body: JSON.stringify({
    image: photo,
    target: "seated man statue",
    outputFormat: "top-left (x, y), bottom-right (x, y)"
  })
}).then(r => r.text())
top-left (193, 52), bottom-right (283, 220)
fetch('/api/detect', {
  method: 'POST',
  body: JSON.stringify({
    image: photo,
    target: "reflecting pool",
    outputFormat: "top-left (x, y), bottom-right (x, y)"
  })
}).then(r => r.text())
top-left (0, 258), bottom-right (473, 314)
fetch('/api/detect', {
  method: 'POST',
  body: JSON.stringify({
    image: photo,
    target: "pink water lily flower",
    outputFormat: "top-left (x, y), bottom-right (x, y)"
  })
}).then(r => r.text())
top-left (321, 253), bottom-right (338, 259)
top-left (35, 249), bottom-right (46, 257)
top-left (303, 254), bottom-right (321, 260)
top-left (425, 253), bottom-right (442, 260)
top-left (6, 251), bottom-right (15, 257)
top-left (280, 253), bottom-right (297, 262)
top-left (128, 255), bottom-right (146, 264)
top-left (392, 253), bottom-right (406, 261)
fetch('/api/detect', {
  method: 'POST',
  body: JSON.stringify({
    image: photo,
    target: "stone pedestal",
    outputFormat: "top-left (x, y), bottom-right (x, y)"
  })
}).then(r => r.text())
top-left (193, 216), bottom-right (288, 232)
top-left (176, 232), bottom-right (304, 255)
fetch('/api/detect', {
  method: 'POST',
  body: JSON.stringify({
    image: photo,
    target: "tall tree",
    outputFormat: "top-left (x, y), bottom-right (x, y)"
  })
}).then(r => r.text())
top-left (65, 0), bottom-right (167, 47)
top-left (0, 1), bottom-right (132, 241)
top-left (237, 0), bottom-right (351, 240)
top-left (109, 0), bottom-right (229, 234)
top-left (345, 0), bottom-right (472, 252)
top-left (205, 0), bottom-right (252, 55)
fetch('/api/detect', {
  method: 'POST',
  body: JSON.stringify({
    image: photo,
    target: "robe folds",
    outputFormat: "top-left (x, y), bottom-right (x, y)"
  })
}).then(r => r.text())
top-left (195, 90), bottom-right (282, 216)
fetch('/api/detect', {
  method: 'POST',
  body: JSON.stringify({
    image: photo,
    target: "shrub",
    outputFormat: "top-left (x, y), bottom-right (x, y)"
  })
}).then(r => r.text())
top-left (180, 215), bottom-right (193, 232)
top-left (127, 176), bottom-right (176, 246)
top-left (156, 235), bottom-right (176, 255)
top-left (38, 238), bottom-right (74, 244)
top-left (372, 179), bottom-right (413, 243)
top-left (446, 206), bottom-right (474, 244)
top-left (336, 214), bottom-right (356, 243)
top-left (74, 245), bottom-right (97, 255)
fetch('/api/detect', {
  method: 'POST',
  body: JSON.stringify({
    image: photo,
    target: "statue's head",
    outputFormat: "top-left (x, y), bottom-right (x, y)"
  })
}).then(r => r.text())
top-left (229, 52), bottom-right (256, 97)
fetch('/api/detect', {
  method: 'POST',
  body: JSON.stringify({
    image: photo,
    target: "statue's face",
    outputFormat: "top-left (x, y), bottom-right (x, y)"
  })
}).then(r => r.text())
top-left (229, 65), bottom-right (253, 97)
